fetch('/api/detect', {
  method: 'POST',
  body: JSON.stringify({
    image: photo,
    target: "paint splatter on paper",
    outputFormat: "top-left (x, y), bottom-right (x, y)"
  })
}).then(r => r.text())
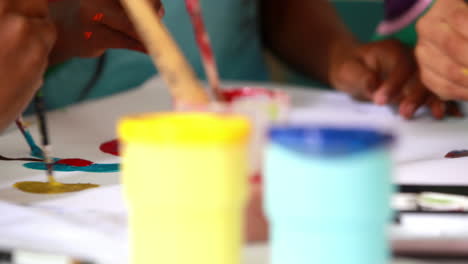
top-left (0, 155), bottom-right (42, 162)
top-left (445, 150), bottom-right (468, 159)
top-left (100, 139), bottom-right (119, 156)
top-left (21, 153), bottom-right (119, 173)
top-left (23, 162), bottom-right (119, 173)
top-left (1, 133), bottom-right (119, 174)
top-left (14, 181), bottom-right (99, 194)
top-left (56, 158), bottom-right (94, 167)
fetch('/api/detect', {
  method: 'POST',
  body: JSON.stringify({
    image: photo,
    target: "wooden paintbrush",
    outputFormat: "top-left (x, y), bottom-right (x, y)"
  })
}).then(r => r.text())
top-left (120, 0), bottom-right (211, 106)
top-left (33, 91), bottom-right (56, 183)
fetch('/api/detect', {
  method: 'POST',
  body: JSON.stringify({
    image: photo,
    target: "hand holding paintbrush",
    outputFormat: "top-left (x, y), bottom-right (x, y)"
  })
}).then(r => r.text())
top-left (0, 0), bottom-right (56, 132)
top-left (14, 91), bottom-right (99, 194)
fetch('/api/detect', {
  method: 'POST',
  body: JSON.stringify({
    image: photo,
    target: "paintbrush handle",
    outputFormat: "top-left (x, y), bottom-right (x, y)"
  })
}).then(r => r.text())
top-left (120, 0), bottom-right (210, 105)
top-left (34, 95), bottom-right (49, 147)
top-left (185, 0), bottom-right (223, 100)
top-left (33, 93), bottom-right (55, 180)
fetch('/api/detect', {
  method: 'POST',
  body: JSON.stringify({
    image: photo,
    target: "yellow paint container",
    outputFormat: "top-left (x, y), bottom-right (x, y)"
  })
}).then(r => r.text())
top-left (119, 112), bottom-right (251, 264)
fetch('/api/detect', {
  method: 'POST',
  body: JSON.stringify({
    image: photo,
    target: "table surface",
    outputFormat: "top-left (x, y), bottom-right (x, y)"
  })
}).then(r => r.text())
top-left (1, 77), bottom-right (468, 264)
top-left (244, 244), bottom-right (467, 264)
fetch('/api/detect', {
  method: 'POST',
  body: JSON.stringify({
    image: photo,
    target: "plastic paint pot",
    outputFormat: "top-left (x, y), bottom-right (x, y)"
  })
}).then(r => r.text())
top-left (119, 112), bottom-right (251, 264)
top-left (264, 125), bottom-right (394, 264)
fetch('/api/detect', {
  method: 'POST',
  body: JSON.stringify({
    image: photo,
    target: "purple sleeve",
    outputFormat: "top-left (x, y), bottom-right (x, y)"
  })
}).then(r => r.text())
top-left (384, 0), bottom-right (420, 21)
top-left (378, 0), bottom-right (433, 35)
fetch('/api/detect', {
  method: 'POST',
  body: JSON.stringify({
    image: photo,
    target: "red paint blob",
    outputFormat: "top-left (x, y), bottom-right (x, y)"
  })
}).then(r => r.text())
top-left (221, 87), bottom-right (276, 103)
top-left (55, 159), bottom-right (94, 167)
top-left (100, 139), bottom-right (119, 156)
top-left (445, 150), bottom-right (468, 159)
top-left (250, 172), bottom-right (262, 185)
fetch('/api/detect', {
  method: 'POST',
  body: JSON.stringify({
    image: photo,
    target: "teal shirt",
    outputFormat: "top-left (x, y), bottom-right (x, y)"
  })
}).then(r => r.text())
top-left (32, 0), bottom-right (268, 113)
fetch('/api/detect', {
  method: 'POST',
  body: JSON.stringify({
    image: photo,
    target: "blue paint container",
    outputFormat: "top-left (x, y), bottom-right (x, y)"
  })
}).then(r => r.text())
top-left (264, 126), bottom-right (394, 264)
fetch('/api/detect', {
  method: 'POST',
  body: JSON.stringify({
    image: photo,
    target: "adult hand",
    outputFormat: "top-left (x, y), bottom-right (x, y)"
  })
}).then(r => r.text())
top-left (329, 39), bottom-right (452, 119)
top-left (48, 0), bottom-right (164, 65)
top-left (416, 0), bottom-right (468, 101)
top-left (0, 0), bottom-right (56, 132)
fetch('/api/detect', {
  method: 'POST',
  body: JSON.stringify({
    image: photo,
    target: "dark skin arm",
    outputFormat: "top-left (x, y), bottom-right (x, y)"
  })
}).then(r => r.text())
top-left (260, 0), bottom-right (356, 85)
top-left (0, 0), bottom-right (56, 132)
top-left (260, 0), bottom-right (449, 119)
top-left (48, 0), bottom-right (163, 66)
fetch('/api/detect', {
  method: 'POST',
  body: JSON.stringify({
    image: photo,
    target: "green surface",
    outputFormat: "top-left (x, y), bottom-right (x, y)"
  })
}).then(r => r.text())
top-left (334, 1), bottom-right (384, 43)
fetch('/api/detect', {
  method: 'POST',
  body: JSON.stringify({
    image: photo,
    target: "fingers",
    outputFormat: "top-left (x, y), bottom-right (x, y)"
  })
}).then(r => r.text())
top-left (416, 21), bottom-right (468, 72)
top-left (29, 17), bottom-right (57, 54)
top-left (372, 61), bottom-right (413, 105)
top-left (399, 89), bottom-right (464, 120)
top-left (416, 40), bottom-right (468, 100)
top-left (418, 58), bottom-right (468, 101)
top-left (331, 59), bottom-right (380, 100)
top-left (398, 76), bottom-right (430, 119)
top-left (1, 14), bottom-right (54, 70)
top-left (390, 71), bottom-right (463, 120)
top-left (415, 0), bottom-right (468, 100)
top-left (427, 96), bottom-right (446, 120)
top-left (445, 1), bottom-right (468, 44)
top-left (368, 40), bottom-right (414, 105)
top-left (0, 12), bottom-right (56, 130)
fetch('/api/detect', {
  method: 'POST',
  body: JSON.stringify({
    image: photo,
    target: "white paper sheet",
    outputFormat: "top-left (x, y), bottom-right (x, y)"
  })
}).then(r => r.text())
top-left (0, 192), bottom-right (128, 264)
top-left (283, 85), bottom-right (468, 186)
top-left (2, 77), bottom-right (468, 203)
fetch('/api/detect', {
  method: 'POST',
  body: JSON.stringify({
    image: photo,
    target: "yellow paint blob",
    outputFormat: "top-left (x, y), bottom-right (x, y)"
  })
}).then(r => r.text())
top-left (462, 68), bottom-right (468, 76)
top-left (14, 179), bottom-right (98, 194)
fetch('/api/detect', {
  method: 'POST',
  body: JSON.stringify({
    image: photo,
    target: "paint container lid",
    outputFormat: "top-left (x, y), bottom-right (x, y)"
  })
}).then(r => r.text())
top-left (268, 126), bottom-right (393, 156)
top-left (119, 112), bottom-right (251, 145)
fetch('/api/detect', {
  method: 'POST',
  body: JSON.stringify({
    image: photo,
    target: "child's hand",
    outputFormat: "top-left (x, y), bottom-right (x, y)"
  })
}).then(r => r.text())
top-left (48, 0), bottom-right (164, 65)
top-left (416, 0), bottom-right (468, 101)
top-left (330, 39), bottom-right (415, 104)
top-left (0, 0), bottom-right (56, 132)
top-left (393, 73), bottom-right (449, 119)
top-left (329, 39), bottom-right (454, 119)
